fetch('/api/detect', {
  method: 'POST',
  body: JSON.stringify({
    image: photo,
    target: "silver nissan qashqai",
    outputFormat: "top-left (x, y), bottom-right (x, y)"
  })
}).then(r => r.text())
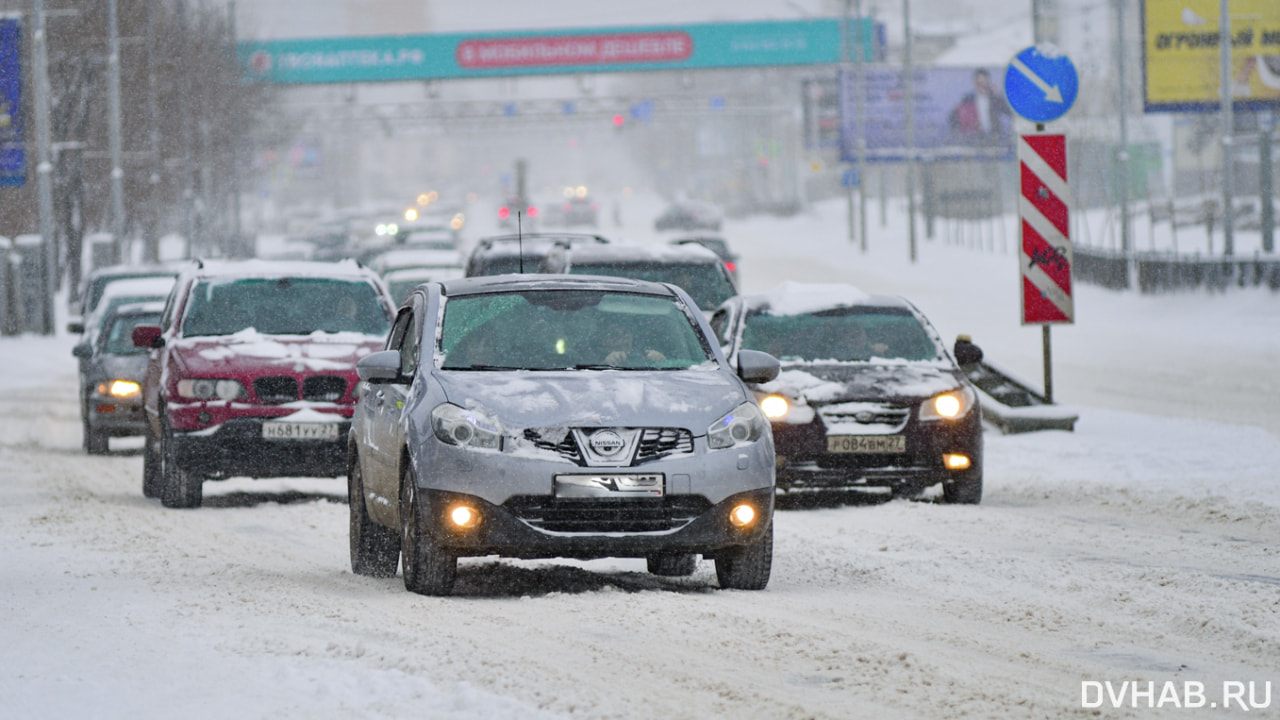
top-left (349, 274), bottom-right (781, 596)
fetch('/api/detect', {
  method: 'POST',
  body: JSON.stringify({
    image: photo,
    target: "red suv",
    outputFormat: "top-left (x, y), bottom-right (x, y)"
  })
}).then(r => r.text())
top-left (133, 259), bottom-right (394, 508)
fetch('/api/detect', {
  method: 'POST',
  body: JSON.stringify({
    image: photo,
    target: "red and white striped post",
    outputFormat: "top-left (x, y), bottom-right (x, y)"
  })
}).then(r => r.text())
top-left (1018, 133), bottom-right (1073, 402)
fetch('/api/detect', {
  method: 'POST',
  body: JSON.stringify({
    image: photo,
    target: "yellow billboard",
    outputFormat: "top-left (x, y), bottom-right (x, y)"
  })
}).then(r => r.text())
top-left (1142, 0), bottom-right (1280, 111)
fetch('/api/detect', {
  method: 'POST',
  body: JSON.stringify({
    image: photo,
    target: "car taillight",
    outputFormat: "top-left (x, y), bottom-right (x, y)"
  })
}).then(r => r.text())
top-left (527, 206), bottom-right (539, 217)
top-left (724, 262), bottom-right (736, 273)
top-left (498, 206), bottom-right (510, 219)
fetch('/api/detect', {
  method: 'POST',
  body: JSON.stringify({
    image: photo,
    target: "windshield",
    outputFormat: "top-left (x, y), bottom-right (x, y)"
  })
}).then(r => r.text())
top-left (440, 290), bottom-right (714, 371)
top-left (741, 307), bottom-right (941, 363)
top-left (102, 312), bottom-right (163, 355)
top-left (567, 262), bottom-right (734, 310)
top-left (181, 277), bottom-right (390, 337)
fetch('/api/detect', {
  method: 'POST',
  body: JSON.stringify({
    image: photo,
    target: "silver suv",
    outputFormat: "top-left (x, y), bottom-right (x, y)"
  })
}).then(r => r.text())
top-left (349, 274), bottom-right (781, 595)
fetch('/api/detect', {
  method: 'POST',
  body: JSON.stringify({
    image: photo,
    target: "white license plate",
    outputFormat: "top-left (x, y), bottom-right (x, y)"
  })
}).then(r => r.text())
top-left (262, 422), bottom-right (340, 440)
top-left (554, 474), bottom-right (665, 499)
top-left (827, 435), bottom-right (906, 454)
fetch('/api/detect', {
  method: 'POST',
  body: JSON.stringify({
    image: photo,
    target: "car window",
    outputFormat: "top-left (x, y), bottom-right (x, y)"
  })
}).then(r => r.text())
top-left (708, 308), bottom-right (732, 346)
top-left (567, 262), bottom-right (735, 310)
top-left (181, 277), bottom-right (390, 337)
top-left (102, 312), bottom-right (163, 355)
top-left (741, 308), bottom-right (941, 363)
top-left (439, 290), bottom-right (714, 371)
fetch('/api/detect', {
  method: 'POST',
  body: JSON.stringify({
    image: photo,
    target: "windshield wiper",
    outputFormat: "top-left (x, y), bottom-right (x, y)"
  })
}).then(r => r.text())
top-left (449, 364), bottom-right (526, 371)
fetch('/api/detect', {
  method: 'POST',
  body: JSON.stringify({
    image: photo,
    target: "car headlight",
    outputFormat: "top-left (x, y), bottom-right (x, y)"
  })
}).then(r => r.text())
top-left (919, 386), bottom-right (977, 421)
top-left (176, 378), bottom-right (247, 401)
top-left (430, 403), bottom-right (503, 450)
top-left (707, 401), bottom-right (768, 449)
top-left (97, 379), bottom-right (141, 398)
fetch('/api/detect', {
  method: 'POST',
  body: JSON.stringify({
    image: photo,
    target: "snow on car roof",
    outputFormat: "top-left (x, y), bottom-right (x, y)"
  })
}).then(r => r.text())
top-left (565, 241), bottom-right (721, 264)
top-left (183, 258), bottom-right (378, 281)
top-left (439, 272), bottom-right (679, 297)
top-left (96, 276), bottom-right (177, 299)
top-left (742, 281), bottom-right (912, 316)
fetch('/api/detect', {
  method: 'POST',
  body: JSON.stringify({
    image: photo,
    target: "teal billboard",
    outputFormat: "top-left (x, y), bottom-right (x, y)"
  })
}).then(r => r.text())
top-left (238, 18), bottom-right (881, 85)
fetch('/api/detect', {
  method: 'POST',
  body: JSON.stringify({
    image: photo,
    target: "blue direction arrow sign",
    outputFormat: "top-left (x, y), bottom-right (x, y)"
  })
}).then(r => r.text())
top-left (1004, 46), bottom-right (1078, 124)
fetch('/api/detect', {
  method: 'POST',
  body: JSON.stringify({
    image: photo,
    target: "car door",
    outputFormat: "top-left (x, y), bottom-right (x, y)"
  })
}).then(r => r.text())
top-left (363, 303), bottom-right (420, 513)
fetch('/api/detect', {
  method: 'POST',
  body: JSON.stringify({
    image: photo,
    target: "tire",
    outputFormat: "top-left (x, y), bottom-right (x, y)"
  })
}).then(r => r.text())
top-left (942, 475), bottom-right (983, 505)
top-left (160, 421), bottom-right (203, 509)
top-left (715, 522), bottom-right (773, 591)
top-left (399, 466), bottom-right (457, 596)
top-left (349, 449), bottom-right (399, 577)
top-left (84, 421), bottom-right (108, 455)
top-left (142, 425), bottom-right (162, 499)
top-left (647, 553), bottom-right (698, 577)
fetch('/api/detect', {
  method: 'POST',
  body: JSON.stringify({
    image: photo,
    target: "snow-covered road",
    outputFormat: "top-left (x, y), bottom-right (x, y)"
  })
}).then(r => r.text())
top-left (3, 196), bottom-right (1278, 718)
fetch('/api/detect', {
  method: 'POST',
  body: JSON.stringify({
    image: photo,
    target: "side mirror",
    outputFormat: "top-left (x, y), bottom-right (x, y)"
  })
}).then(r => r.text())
top-left (356, 350), bottom-right (406, 383)
top-left (66, 320), bottom-right (85, 335)
top-left (737, 349), bottom-right (781, 384)
top-left (132, 324), bottom-right (163, 350)
top-left (72, 343), bottom-right (93, 359)
top-left (953, 335), bottom-right (984, 366)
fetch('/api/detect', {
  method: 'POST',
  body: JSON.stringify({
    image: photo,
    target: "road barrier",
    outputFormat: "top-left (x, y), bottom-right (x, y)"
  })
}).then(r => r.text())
top-left (1073, 245), bottom-right (1280, 294)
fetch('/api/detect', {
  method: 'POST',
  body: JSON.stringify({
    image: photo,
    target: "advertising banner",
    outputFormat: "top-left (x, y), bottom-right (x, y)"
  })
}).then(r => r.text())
top-left (839, 65), bottom-right (1015, 163)
top-left (239, 18), bottom-right (880, 85)
top-left (1142, 0), bottom-right (1280, 112)
top-left (0, 16), bottom-right (24, 188)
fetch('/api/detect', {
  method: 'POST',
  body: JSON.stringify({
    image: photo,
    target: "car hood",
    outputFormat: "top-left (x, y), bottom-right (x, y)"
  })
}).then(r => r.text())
top-left (172, 329), bottom-right (383, 376)
top-left (433, 367), bottom-right (747, 430)
top-left (754, 362), bottom-right (963, 404)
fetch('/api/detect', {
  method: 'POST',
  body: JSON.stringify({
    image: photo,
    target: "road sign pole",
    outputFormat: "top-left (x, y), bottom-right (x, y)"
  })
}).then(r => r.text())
top-left (1219, 0), bottom-right (1234, 256)
top-left (1042, 325), bottom-right (1053, 404)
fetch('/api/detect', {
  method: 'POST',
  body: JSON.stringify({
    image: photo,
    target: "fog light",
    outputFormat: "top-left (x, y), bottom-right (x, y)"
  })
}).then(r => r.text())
top-left (449, 504), bottom-right (480, 529)
top-left (197, 411), bottom-right (213, 424)
top-left (943, 453), bottom-right (971, 470)
top-left (729, 503), bottom-right (756, 528)
top-left (759, 395), bottom-right (788, 419)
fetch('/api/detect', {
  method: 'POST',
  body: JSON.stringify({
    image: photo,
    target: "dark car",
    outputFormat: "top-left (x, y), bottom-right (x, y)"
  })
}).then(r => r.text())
top-left (710, 282), bottom-right (985, 504)
top-left (464, 233), bottom-right (610, 277)
top-left (669, 235), bottom-right (740, 284)
top-left (72, 301), bottom-right (166, 454)
top-left (538, 240), bottom-right (737, 315)
top-left (348, 274), bottom-right (781, 596)
top-left (70, 263), bottom-right (180, 330)
top-left (654, 200), bottom-right (723, 232)
top-left (133, 259), bottom-right (395, 508)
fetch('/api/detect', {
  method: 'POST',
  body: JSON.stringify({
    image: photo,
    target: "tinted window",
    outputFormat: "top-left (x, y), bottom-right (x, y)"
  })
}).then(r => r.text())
top-left (182, 278), bottom-right (390, 337)
top-left (440, 290), bottom-right (713, 371)
top-left (741, 308), bottom-right (940, 362)
top-left (102, 312), bottom-right (163, 355)
top-left (567, 262), bottom-right (735, 310)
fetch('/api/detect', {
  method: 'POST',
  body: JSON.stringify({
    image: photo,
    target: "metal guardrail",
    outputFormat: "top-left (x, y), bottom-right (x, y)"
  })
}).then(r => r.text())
top-left (1074, 246), bottom-right (1280, 294)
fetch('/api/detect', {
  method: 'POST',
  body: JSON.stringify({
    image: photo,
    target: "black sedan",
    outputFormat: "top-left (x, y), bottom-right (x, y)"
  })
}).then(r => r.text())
top-left (709, 283), bottom-right (985, 503)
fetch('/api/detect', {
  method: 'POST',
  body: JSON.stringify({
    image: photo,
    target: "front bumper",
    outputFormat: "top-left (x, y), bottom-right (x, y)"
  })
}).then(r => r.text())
top-left (416, 487), bottom-right (774, 560)
top-left (86, 396), bottom-right (147, 437)
top-left (771, 413), bottom-right (982, 492)
top-left (169, 417), bottom-right (350, 479)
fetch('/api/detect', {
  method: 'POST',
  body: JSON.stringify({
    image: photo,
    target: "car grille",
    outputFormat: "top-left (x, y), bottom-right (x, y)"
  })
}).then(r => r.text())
top-left (503, 496), bottom-right (712, 533)
top-left (522, 427), bottom-right (694, 466)
top-left (303, 376), bottom-right (346, 402)
top-left (817, 404), bottom-right (910, 432)
top-left (255, 376), bottom-right (298, 404)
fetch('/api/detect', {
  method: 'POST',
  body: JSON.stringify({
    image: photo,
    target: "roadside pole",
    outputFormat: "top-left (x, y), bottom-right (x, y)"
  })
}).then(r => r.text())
top-left (903, 0), bottom-right (917, 264)
top-left (1262, 111), bottom-right (1275, 254)
top-left (1219, 0), bottom-right (1234, 256)
top-left (33, 0), bottom-right (55, 335)
top-left (854, 0), bottom-right (868, 252)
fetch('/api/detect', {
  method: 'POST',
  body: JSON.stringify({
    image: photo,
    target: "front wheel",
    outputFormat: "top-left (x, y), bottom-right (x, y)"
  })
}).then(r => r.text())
top-left (349, 449), bottom-right (399, 577)
top-left (941, 475), bottom-right (983, 505)
top-left (715, 523), bottom-right (773, 590)
top-left (160, 421), bottom-right (203, 509)
top-left (399, 467), bottom-right (457, 596)
top-left (142, 425), bottom-right (162, 499)
top-left (84, 420), bottom-right (108, 455)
